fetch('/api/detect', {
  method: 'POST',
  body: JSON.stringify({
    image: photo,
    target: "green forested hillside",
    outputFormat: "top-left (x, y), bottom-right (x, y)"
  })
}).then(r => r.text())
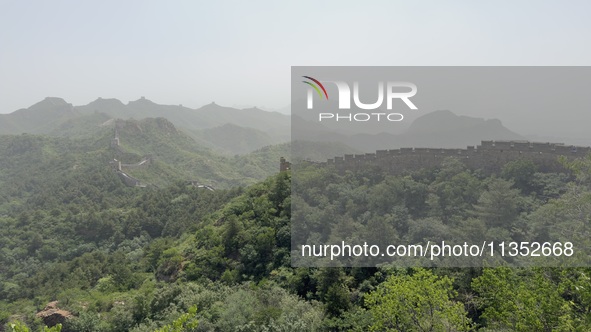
top-left (0, 117), bottom-right (359, 192)
top-left (2, 126), bottom-right (591, 331)
top-left (187, 123), bottom-right (281, 155)
top-left (0, 122), bottom-right (271, 192)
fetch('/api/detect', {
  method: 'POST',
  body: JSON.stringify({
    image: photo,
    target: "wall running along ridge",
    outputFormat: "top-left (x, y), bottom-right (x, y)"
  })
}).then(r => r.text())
top-left (280, 141), bottom-right (591, 174)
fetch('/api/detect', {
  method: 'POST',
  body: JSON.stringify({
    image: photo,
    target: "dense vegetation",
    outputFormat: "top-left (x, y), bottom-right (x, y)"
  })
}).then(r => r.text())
top-left (1, 128), bottom-right (591, 331)
top-left (291, 156), bottom-right (589, 267)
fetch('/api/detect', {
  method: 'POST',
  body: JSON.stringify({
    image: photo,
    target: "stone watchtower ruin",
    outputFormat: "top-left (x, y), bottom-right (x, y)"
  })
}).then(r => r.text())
top-left (279, 157), bottom-right (291, 172)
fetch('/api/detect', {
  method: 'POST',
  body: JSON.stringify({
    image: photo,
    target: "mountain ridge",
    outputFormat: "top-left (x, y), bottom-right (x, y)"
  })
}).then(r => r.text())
top-left (1, 97), bottom-right (291, 154)
top-left (293, 109), bottom-right (527, 155)
top-left (1, 97), bottom-right (533, 157)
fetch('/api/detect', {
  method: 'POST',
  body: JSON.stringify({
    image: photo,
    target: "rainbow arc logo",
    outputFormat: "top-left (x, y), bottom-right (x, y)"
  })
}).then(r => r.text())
top-left (302, 76), bottom-right (328, 100)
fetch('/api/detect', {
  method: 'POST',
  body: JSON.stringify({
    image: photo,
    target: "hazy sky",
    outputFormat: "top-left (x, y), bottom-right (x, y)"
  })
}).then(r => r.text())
top-left (1, 0), bottom-right (590, 117)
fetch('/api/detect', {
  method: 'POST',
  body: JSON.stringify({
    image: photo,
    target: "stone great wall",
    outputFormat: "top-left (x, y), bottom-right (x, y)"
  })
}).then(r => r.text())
top-left (282, 140), bottom-right (591, 175)
top-left (109, 125), bottom-right (148, 187)
top-left (108, 121), bottom-right (215, 189)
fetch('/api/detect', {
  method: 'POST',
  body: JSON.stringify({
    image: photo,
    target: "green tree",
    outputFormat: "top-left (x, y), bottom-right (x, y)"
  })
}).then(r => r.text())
top-left (8, 322), bottom-right (62, 332)
top-left (428, 161), bottom-right (481, 222)
top-left (561, 153), bottom-right (591, 186)
top-left (365, 269), bottom-right (471, 331)
top-left (314, 268), bottom-right (352, 317)
top-left (152, 305), bottom-right (198, 332)
top-left (501, 159), bottom-right (538, 193)
top-left (472, 267), bottom-right (578, 331)
top-left (471, 178), bottom-right (521, 228)
top-left (65, 311), bottom-right (108, 332)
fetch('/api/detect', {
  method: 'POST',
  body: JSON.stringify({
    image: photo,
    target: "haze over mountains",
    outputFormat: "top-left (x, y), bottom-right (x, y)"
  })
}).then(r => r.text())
top-left (0, 97), bottom-right (290, 155)
top-left (293, 109), bottom-right (527, 153)
top-left (1, 95), bottom-right (587, 191)
top-left (1, 96), bottom-right (568, 161)
top-left (0, 97), bottom-right (353, 188)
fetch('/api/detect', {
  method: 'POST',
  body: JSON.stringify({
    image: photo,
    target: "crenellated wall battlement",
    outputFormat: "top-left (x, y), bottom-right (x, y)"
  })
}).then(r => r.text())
top-left (296, 141), bottom-right (591, 175)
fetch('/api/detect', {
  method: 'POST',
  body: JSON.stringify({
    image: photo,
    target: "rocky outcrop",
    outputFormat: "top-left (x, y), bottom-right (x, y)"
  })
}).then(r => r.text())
top-left (36, 301), bottom-right (73, 327)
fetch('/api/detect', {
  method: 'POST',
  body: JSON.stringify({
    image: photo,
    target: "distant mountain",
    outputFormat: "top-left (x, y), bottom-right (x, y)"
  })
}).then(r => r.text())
top-left (395, 110), bottom-right (526, 148)
top-left (189, 123), bottom-right (277, 155)
top-left (0, 97), bottom-right (358, 186)
top-left (275, 104), bottom-right (291, 115)
top-left (76, 97), bottom-right (127, 114)
top-left (231, 141), bottom-right (359, 175)
top-left (0, 97), bottom-right (81, 135)
top-left (50, 112), bottom-right (113, 137)
top-left (1, 98), bottom-right (530, 161)
top-left (109, 117), bottom-right (222, 187)
top-left (407, 110), bottom-right (502, 134)
top-left (76, 97), bottom-right (290, 141)
top-left (0, 97), bottom-right (291, 154)
top-left (109, 117), bottom-right (359, 186)
top-left (293, 110), bottom-right (527, 154)
top-left (0, 116), bottom-right (282, 189)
